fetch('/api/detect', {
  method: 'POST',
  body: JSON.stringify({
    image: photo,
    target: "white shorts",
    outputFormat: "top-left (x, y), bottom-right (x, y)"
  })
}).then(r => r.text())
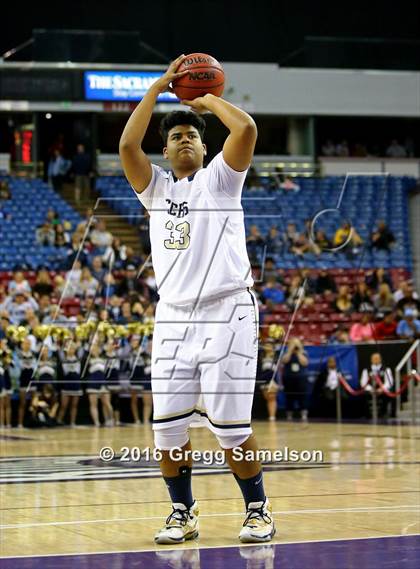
top-left (152, 288), bottom-right (259, 438)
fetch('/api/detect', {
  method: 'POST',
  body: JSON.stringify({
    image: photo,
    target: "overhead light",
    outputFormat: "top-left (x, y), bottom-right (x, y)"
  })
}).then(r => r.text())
top-left (45, 113), bottom-right (52, 119)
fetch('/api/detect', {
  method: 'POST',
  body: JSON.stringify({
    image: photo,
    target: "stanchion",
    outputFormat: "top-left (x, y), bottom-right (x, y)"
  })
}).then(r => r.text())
top-left (336, 382), bottom-right (342, 423)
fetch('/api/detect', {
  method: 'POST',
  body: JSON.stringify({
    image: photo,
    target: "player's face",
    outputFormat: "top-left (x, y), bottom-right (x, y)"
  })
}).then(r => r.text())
top-left (164, 125), bottom-right (206, 170)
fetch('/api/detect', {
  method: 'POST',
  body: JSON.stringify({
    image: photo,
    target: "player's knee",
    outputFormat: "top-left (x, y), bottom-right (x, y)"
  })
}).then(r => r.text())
top-left (216, 433), bottom-right (251, 450)
top-left (154, 426), bottom-right (189, 450)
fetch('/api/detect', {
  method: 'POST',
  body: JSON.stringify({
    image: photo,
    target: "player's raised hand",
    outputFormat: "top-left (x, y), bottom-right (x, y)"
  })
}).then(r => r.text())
top-left (181, 95), bottom-right (211, 114)
top-left (153, 54), bottom-right (189, 94)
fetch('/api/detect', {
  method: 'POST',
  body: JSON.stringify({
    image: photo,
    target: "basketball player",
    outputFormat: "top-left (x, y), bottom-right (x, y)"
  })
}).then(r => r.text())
top-left (120, 54), bottom-right (275, 544)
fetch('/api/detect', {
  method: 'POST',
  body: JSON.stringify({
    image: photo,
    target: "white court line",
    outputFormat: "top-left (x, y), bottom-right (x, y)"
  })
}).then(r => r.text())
top-left (1, 532), bottom-right (419, 560)
top-left (1, 505), bottom-right (418, 530)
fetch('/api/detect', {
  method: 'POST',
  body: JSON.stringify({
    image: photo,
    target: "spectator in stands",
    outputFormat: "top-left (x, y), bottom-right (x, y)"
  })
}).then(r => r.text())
top-left (63, 233), bottom-right (88, 270)
top-left (268, 166), bottom-right (285, 191)
top-left (315, 269), bottom-right (337, 295)
top-left (366, 268), bottom-right (393, 292)
top-left (90, 219), bottom-right (113, 250)
top-left (0, 180), bottom-right (11, 200)
top-left (90, 256), bottom-right (107, 284)
top-left (284, 223), bottom-right (299, 251)
top-left (374, 309), bottom-right (397, 340)
top-left (335, 140), bottom-right (349, 157)
top-left (75, 267), bottom-right (99, 298)
top-left (352, 281), bottom-right (374, 312)
top-left (122, 246), bottom-right (143, 270)
top-left (117, 300), bottom-right (134, 324)
top-left (142, 268), bottom-right (157, 303)
top-left (37, 294), bottom-right (53, 322)
top-left (71, 144), bottom-right (92, 203)
top-left (103, 237), bottom-right (128, 269)
top-left (108, 295), bottom-right (123, 322)
top-left (47, 149), bottom-right (70, 193)
top-left (395, 282), bottom-right (420, 315)
top-left (287, 275), bottom-right (314, 308)
top-left (62, 260), bottom-right (82, 298)
top-left (36, 222), bottom-right (56, 247)
top-left (349, 311), bottom-right (375, 343)
top-left (371, 220), bottom-right (395, 251)
top-left (333, 222), bottom-right (363, 255)
top-left (46, 208), bottom-right (61, 228)
top-left (334, 286), bottom-right (354, 314)
top-left (117, 265), bottom-right (143, 297)
top-left (76, 207), bottom-right (95, 235)
top-left (79, 294), bottom-right (99, 321)
top-left (246, 225), bottom-right (264, 263)
top-left (299, 269), bottom-right (318, 296)
top-left (266, 227), bottom-right (283, 255)
top-left (396, 308), bottom-right (420, 340)
top-left (281, 338), bottom-right (309, 422)
top-left (321, 140), bottom-right (336, 156)
top-left (8, 271), bottom-right (31, 296)
top-left (280, 176), bottom-right (300, 193)
top-left (138, 210), bottom-right (151, 256)
top-left (261, 277), bottom-right (285, 308)
top-left (373, 283), bottom-right (395, 315)
top-left (54, 224), bottom-right (71, 247)
top-left (386, 139), bottom-right (407, 158)
top-left (261, 257), bottom-right (281, 281)
top-left (314, 229), bottom-right (332, 251)
top-left (32, 269), bottom-right (54, 299)
top-left (245, 166), bottom-right (262, 191)
top-left (52, 275), bottom-right (66, 299)
top-left (0, 292), bottom-right (39, 325)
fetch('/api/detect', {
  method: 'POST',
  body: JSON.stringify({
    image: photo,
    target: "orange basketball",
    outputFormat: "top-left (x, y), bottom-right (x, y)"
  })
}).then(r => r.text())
top-left (172, 53), bottom-right (225, 100)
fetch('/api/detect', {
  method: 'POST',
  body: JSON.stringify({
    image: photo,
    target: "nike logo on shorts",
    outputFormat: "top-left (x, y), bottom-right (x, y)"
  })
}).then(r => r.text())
top-left (239, 315), bottom-right (247, 321)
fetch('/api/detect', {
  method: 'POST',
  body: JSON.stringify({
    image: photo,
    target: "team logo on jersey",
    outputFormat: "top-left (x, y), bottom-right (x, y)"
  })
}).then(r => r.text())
top-left (166, 199), bottom-right (189, 218)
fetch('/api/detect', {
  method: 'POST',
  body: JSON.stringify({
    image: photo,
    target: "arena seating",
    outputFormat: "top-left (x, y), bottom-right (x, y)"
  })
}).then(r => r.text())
top-left (0, 177), bottom-right (82, 271)
top-left (96, 174), bottom-right (414, 270)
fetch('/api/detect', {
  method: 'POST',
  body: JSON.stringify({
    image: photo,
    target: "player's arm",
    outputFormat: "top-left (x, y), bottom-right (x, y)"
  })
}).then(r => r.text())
top-left (119, 54), bottom-right (188, 193)
top-left (182, 94), bottom-right (257, 171)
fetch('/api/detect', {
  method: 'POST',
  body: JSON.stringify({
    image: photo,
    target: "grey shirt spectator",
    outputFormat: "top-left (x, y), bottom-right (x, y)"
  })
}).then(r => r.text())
top-left (36, 222), bottom-right (56, 246)
top-left (0, 293), bottom-right (39, 325)
top-left (386, 140), bottom-right (407, 158)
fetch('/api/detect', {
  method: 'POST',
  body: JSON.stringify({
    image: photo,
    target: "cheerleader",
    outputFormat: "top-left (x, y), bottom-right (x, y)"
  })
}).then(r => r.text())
top-left (36, 345), bottom-right (57, 391)
top-left (0, 339), bottom-right (10, 427)
top-left (57, 342), bottom-right (83, 427)
top-left (0, 339), bottom-right (13, 428)
top-left (17, 338), bottom-right (37, 428)
top-left (129, 335), bottom-right (152, 425)
top-left (85, 343), bottom-right (113, 427)
top-left (104, 340), bottom-right (122, 426)
top-left (258, 343), bottom-right (280, 422)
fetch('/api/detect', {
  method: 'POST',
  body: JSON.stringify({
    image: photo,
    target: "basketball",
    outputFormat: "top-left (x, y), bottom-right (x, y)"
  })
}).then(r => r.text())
top-left (172, 52), bottom-right (225, 100)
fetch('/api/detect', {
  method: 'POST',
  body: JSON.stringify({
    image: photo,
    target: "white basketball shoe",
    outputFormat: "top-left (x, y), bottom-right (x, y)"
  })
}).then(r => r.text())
top-left (154, 501), bottom-right (199, 544)
top-left (239, 498), bottom-right (276, 543)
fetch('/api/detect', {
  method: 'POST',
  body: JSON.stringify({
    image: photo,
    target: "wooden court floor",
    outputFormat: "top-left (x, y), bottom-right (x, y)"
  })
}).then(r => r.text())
top-left (0, 421), bottom-right (419, 559)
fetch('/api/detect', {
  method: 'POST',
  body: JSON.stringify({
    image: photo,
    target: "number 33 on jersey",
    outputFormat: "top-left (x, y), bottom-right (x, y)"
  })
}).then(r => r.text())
top-left (134, 152), bottom-right (253, 306)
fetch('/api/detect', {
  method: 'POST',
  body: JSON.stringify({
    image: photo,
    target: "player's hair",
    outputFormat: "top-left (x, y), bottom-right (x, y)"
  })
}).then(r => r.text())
top-left (159, 111), bottom-right (206, 144)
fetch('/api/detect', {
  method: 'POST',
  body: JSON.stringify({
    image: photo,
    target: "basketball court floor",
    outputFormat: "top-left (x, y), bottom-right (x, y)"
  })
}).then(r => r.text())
top-left (1, 421), bottom-right (419, 568)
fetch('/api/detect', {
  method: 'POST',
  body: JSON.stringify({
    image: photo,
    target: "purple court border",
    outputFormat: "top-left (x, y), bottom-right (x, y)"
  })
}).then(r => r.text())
top-left (1, 535), bottom-right (419, 568)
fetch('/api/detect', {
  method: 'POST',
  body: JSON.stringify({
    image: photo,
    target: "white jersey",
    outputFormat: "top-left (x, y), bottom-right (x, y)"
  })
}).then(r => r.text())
top-left (134, 152), bottom-right (253, 305)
